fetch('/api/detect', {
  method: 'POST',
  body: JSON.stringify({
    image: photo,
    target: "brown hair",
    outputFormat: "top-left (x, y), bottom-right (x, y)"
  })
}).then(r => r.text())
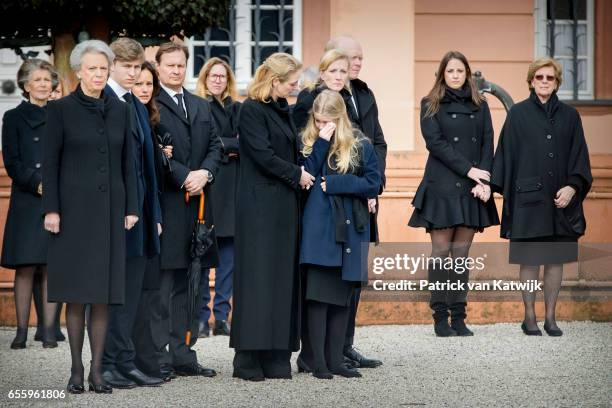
top-left (110, 37), bottom-right (145, 62)
top-left (195, 57), bottom-right (238, 101)
top-left (140, 60), bottom-right (161, 126)
top-left (527, 57), bottom-right (563, 91)
top-left (155, 42), bottom-right (189, 63)
top-left (17, 58), bottom-right (55, 99)
top-left (423, 50), bottom-right (484, 118)
top-left (247, 52), bottom-right (302, 102)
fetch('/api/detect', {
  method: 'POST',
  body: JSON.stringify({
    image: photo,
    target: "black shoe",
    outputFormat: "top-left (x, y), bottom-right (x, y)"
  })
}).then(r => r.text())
top-left (119, 368), bottom-right (163, 387)
top-left (42, 329), bottom-right (58, 348)
top-left (343, 355), bottom-right (358, 368)
top-left (160, 364), bottom-right (177, 380)
top-left (543, 322), bottom-right (563, 337)
top-left (331, 363), bottom-right (362, 378)
top-left (343, 346), bottom-right (382, 368)
top-left (521, 322), bottom-right (543, 336)
top-left (88, 374), bottom-right (112, 394)
top-left (232, 371), bottom-right (265, 382)
top-left (34, 327), bottom-right (43, 342)
top-left (174, 363), bottom-right (217, 377)
top-left (55, 330), bottom-right (66, 342)
top-left (434, 320), bottom-right (458, 337)
top-left (102, 369), bottom-right (137, 389)
top-left (10, 328), bottom-right (27, 349)
top-left (66, 382), bottom-right (85, 394)
top-left (312, 369), bottom-right (333, 380)
top-left (450, 319), bottom-right (474, 336)
top-left (213, 320), bottom-right (231, 336)
top-left (296, 356), bottom-right (312, 373)
top-left (198, 321), bottom-right (210, 338)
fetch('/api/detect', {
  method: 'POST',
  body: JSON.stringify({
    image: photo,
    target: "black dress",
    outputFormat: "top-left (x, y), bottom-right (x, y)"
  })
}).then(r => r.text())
top-left (491, 91), bottom-right (592, 265)
top-left (409, 87), bottom-right (499, 232)
top-left (1, 101), bottom-right (48, 268)
top-left (43, 86), bottom-right (138, 304)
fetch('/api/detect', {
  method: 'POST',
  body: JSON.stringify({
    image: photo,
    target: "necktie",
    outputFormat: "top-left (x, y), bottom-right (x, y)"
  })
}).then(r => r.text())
top-left (123, 92), bottom-right (133, 104)
top-left (175, 93), bottom-right (188, 119)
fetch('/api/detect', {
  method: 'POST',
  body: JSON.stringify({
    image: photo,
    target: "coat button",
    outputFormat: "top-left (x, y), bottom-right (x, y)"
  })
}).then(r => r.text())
top-left (98, 128), bottom-right (104, 134)
top-left (550, 119), bottom-right (555, 124)
top-left (453, 137), bottom-right (459, 142)
top-left (546, 134), bottom-right (552, 140)
top-left (548, 152), bottom-right (554, 158)
top-left (451, 114), bottom-right (457, 119)
top-left (456, 182), bottom-right (462, 188)
top-left (346, 219), bottom-right (351, 225)
top-left (99, 184), bottom-right (107, 192)
top-left (471, 137), bottom-right (477, 143)
top-left (98, 165), bottom-right (107, 173)
top-left (33, 137), bottom-right (40, 142)
top-left (470, 114), bottom-right (474, 119)
top-left (536, 183), bottom-right (542, 188)
top-left (548, 171), bottom-right (554, 177)
top-left (98, 146), bottom-right (107, 154)
top-left (346, 248), bottom-right (351, 254)
top-left (35, 163), bottom-right (41, 169)
top-left (517, 186), bottom-right (522, 191)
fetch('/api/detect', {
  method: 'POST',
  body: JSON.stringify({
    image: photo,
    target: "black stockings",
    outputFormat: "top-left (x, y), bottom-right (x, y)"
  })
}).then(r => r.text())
top-left (520, 264), bottom-right (563, 331)
top-left (307, 300), bottom-right (350, 372)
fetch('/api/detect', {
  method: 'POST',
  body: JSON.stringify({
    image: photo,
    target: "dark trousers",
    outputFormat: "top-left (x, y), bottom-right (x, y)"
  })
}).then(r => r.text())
top-left (165, 268), bottom-right (200, 366)
top-left (199, 237), bottom-right (234, 324)
top-left (344, 287), bottom-right (361, 348)
top-left (151, 266), bottom-right (172, 367)
top-left (103, 256), bottom-right (147, 372)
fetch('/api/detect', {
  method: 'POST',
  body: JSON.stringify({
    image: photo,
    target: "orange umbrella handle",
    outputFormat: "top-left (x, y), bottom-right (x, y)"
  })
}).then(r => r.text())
top-left (198, 191), bottom-right (205, 221)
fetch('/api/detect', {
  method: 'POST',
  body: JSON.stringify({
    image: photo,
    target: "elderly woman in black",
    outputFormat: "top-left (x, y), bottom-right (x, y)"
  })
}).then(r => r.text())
top-left (43, 40), bottom-right (138, 393)
top-left (195, 57), bottom-right (241, 337)
top-left (408, 51), bottom-right (499, 337)
top-left (491, 57), bottom-right (592, 337)
top-left (2, 59), bottom-right (59, 349)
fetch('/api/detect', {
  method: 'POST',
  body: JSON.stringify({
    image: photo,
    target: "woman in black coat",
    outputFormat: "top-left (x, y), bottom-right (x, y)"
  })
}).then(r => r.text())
top-left (491, 58), bottom-right (592, 337)
top-left (2, 59), bottom-right (59, 349)
top-left (230, 53), bottom-right (313, 381)
top-left (195, 57), bottom-right (241, 336)
top-left (43, 40), bottom-right (138, 394)
top-left (408, 51), bottom-right (499, 337)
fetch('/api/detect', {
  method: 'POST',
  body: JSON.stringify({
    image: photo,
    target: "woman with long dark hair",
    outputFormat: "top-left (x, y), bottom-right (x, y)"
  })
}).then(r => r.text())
top-left (408, 51), bottom-right (499, 337)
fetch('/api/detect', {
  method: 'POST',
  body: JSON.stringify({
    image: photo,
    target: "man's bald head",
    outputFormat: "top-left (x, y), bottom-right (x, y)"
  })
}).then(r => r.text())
top-left (325, 35), bottom-right (363, 80)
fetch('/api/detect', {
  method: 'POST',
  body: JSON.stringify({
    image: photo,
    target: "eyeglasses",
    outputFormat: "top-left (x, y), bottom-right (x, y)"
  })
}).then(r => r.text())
top-left (535, 74), bottom-right (556, 82)
top-left (208, 74), bottom-right (227, 82)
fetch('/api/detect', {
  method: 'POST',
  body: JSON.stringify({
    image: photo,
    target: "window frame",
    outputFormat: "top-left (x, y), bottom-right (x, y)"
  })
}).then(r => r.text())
top-left (533, 0), bottom-right (595, 100)
top-left (185, 0), bottom-right (302, 92)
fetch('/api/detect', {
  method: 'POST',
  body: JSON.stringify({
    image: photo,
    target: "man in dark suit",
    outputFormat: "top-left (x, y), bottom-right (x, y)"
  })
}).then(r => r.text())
top-left (101, 37), bottom-right (164, 388)
top-left (154, 42), bottom-right (222, 377)
top-left (326, 35), bottom-right (387, 369)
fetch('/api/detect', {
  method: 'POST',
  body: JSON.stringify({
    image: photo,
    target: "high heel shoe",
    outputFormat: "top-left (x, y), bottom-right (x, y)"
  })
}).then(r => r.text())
top-left (521, 322), bottom-right (542, 336)
top-left (10, 328), bottom-right (27, 349)
top-left (543, 322), bottom-right (563, 337)
top-left (88, 373), bottom-right (112, 394)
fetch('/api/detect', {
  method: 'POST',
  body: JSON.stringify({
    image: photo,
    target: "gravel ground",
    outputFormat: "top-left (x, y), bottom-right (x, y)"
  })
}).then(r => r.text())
top-left (0, 322), bottom-right (610, 407)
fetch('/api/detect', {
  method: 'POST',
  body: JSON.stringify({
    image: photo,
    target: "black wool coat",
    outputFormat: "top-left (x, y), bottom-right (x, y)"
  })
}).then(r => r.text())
top-left (409, 90), bottom-right (499, 231)
top-left (42, 86), bottom-right (138, 304)
top-left (292, 85), bottom-right (359, 133)
top-left (208, 96), bottom-right (241, 238)
top-left (491, 91), bottom-right (592, 239)
top-left (1, 101), bottom-right (48, 268)
top-left (156, 88), bottom-right (222, 270)
top-left (230, 97), bottom-right (301, 352)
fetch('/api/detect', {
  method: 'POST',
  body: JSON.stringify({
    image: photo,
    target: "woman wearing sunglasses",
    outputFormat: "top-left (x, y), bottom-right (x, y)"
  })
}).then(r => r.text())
top-left (491, 57), bottom-right (592, 337)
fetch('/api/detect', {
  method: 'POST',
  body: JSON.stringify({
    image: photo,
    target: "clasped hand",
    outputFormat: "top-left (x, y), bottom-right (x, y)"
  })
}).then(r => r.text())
top-left (184, 170), bottom-right (208, 194)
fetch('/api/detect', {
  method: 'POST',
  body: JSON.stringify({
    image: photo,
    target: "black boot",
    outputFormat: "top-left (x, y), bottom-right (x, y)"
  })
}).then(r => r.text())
top-left (450, 303), bottom-right (473, 336)
top-left (432, 305), bottom-right (456, 337)
top-left (10, 328), bottom-right (28, 349)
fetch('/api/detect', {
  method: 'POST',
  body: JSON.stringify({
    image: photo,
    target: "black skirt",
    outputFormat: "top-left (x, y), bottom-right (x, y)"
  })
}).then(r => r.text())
top-left (509, 235), bottom-right (578, 265)
top-left (408, 183), bottom-right (499, 233)
top-left (305, 264), bottom-right (355, 307)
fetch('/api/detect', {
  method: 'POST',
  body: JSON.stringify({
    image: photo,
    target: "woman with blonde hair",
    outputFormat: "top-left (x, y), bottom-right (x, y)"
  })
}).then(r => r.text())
top-left (194, 57), bottom-right (241, 337)
top-left (491, 57), bottom-right (592, 336)
top-left (230, 52), bottom-right (312, 381)
top-left (292, 49), bottom-right (355, 132)
top-left (298, 89), bottom-right (380, 379)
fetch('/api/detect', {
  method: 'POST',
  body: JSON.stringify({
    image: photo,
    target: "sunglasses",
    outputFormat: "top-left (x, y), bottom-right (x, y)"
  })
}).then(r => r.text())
top-left (535, 74), bottom-right (556, 81)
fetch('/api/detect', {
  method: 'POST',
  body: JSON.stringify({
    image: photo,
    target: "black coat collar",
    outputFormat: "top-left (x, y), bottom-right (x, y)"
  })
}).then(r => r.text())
top-left (350, 78), bottom-right (374, 117)
top-left (265, 98), bottom-right (296, 142)
top-left (16, 101), bottom-right (46, 128)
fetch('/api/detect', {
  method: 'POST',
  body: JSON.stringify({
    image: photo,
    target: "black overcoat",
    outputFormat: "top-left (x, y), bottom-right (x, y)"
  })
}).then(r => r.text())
top-left (409, 90), bottom-right (499, 231)
top-left (491, 91), bottom-right (592, 239)
top-left (208, 96), bottom-right (241, 238)
top-left (230, 97), bottom-right (301, 351)
top-left (42, 86), bottom-right (138, 304)
top-left (1, 102), bottom-right (48, 268)
top-left (156, 88), bottom-right (222, 270)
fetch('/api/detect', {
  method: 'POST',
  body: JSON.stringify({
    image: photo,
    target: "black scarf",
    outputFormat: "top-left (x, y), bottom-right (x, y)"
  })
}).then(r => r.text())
top-left (529, 89), bottom-right (559, 118)
top-left (444, 85), bottom-right (477, 110)
top-left (326, 137), bottom-right (370, 244)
